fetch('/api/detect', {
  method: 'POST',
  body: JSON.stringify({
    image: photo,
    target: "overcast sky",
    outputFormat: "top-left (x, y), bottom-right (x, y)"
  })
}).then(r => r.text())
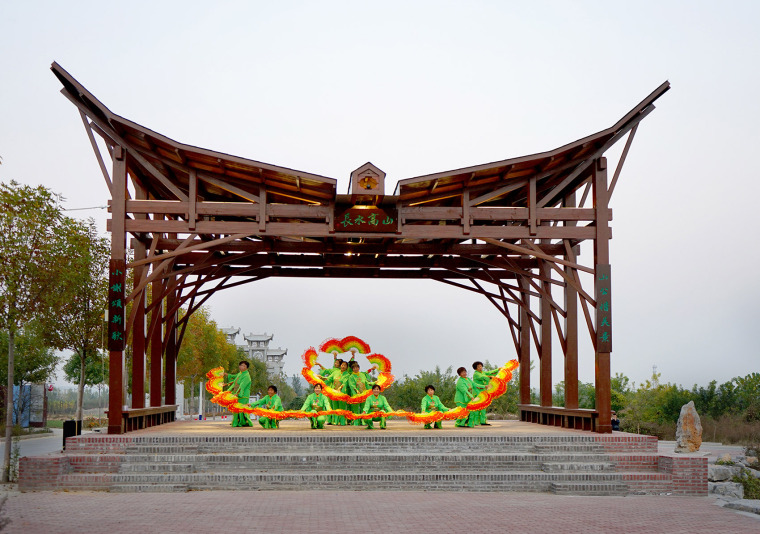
top-left (1, 2), bottom-right (758, 393)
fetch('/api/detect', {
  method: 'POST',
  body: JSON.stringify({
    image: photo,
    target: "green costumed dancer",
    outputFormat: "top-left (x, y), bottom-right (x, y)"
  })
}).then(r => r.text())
top-left (347, 361), bottom-right (376, 426)
top-left (224, 360), bottom-right (253, 427)
top-left (362, 384), bottom-right (392, 429)
top-left (316, 354), bottom-right (341, 379)
top-left (301, 383), bottom-right (332, 429)
top-left (454, 366), bottom-right (476, 427)
top-left (421, 384), bottom-right (449, 429)
top-left (471, 361), bottom-right (499, 426)
top-left (250, 385), bottom-right (283, 429)
top-left (327, 359), bottom-right (350, 425)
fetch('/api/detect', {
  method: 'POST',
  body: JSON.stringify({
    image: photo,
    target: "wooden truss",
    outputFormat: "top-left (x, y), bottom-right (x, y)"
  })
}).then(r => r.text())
top-left (52, 62), bottom-right (669, 434)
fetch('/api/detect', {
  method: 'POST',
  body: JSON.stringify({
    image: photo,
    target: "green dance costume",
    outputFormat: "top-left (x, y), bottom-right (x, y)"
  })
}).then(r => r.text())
top-left (250, 393), bottom-right (283, 429)
top-left (421, 394), bottom-right (448, 429)
top-left (362, 393), bottom-right (392, 429)
top-left (327, 368), bottom-right (350, 425)
top-left (347, 371), bottom-right (375, 426)
top-left (301, 391), bottom-right (332, 429)
top-left (471, 368), bottom-right (499, 425)
top-left (226, 370), bottom-right (253, 427)
top-left (454, 375), bottom-right (476, 427)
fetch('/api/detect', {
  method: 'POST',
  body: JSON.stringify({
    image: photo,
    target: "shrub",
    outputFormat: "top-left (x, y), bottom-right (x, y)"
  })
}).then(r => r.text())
top-left (732, 468), bottom-right (760, 499)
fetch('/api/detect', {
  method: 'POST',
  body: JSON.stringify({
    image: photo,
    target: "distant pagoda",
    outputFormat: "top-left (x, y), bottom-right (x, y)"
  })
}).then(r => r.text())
top-left (221, 328), bottom-right (287, 376)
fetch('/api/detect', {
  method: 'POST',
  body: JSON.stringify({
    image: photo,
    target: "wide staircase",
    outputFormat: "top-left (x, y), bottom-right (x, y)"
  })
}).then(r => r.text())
top-left (20, 431), bottom-right (688, 495)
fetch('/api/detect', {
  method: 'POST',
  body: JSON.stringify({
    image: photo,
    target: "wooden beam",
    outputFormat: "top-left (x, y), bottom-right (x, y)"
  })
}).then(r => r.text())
top-left (197, 172), bottom-right (260, 203)
top-left (536, 105), bottom-right (654, 208)
top-left (188, 169), bottom-right (197, 230)
top-left (62, 91), bottom-right (188, 202)
top-left (481, 238), bottom-right (594, 274)
top-left (468, 179), bottom-right (528, 207)
top-left (608, 124), bottom-right (638, 200)
top-left (128, 232), bottom-right (251, 269)
top-left (79, 112), bottom-right (112, 193)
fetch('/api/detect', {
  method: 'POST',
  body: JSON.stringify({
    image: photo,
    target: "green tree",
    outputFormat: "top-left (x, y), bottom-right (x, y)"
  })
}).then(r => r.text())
top-left (611, 372), bottom-right (631, 412)
top-left (176, 307), bottom-right (239, 409)
top-left (0, 322), bottom-right (57, 421)
top-left (383, 365), bottom-right (456, 411)
top-left (734, 373), bottom-right (760, 421)
top-left (63, 350), bottom-right (108, 389)
top-left (46, 218), bottom-right (109, 422)
top-left (0, 181), bottom-right (75, 482)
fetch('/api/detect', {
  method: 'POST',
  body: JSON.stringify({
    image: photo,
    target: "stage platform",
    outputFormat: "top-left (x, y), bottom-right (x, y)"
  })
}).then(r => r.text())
top-left (113, 418), bottom-right (589, 436)
top-left (19, 420), bottom-right (708, 496)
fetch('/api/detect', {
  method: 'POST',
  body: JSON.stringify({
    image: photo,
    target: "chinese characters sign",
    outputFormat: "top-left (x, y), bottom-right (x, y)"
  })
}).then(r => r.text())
top-left (334, 205), bottom-right (398, 233)
top-left (595, 264), bottom-right (612, 352)
top-left (108, 259), bottom-right (126, 352)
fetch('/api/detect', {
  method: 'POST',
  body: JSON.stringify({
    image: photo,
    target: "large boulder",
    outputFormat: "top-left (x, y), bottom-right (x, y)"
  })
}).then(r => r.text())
top-left (708, 482), bottom-right (744, 499)
top-left (708, 464), bottom-right (734, 482)
top-left (674, 400), bottom-right (702, 452)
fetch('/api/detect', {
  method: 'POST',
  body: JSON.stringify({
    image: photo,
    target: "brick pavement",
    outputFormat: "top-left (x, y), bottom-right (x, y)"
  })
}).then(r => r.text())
top-left (3, 490), bottom-right (758, 533)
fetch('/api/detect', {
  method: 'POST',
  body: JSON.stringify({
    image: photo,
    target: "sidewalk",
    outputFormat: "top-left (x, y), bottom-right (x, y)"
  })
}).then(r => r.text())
top-left (3, 490), bottom-right (758, 533)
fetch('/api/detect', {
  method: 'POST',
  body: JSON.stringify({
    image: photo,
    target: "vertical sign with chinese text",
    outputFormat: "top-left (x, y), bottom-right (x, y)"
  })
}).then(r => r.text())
top-left (595, 264), bottom-right (612, 352)
top-left (108, 259), bottom-right (126, 352)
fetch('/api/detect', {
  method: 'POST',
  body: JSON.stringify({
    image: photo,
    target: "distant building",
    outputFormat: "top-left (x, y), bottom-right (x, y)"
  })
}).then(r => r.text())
top-left (222, 328), bottom-right (287, 376)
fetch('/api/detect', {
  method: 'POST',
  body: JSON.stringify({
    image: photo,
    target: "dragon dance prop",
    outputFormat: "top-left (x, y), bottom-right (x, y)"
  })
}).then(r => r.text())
top-left (301, 336), bottom-right (394, 405)
top-left (206, 336), bottom-right (518, 425)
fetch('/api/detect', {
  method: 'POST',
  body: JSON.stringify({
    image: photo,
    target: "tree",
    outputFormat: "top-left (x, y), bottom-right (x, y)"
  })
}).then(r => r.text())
top-left (63, 350), bottom-right (108, 389)
top-left (0, 322), bottom-right (57, 421)
top-left (0, 181), bottom-right (75, 482)
top-left (45, 218), bottom-right (110, 422)
top-left (176, 307), bottom-right (239, 411)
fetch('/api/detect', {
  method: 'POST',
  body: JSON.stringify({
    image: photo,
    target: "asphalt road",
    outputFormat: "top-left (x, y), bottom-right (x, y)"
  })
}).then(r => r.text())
top-left (0, 429), bottom-right (64, 458)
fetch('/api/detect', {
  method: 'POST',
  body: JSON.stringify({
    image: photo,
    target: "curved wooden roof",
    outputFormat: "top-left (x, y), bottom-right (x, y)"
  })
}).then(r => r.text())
top-left (52, 62), bottom-right (337, 206)
top-left (395, 82), bottom-right (669, 208)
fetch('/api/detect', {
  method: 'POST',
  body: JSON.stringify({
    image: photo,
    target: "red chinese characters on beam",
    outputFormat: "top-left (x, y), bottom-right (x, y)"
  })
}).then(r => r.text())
top-left (335, 205), bottom-right (398, 233)
top-left (108, 259), bottom-right (126, 352)
top-left (595, 264), bottom-right (612, 352)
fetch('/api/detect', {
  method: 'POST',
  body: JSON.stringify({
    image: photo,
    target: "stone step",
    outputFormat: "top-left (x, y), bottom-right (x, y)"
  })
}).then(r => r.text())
top-left (111, 484), bottom-right (189, 493)
top-left (534, 443), bottom-right (604, 453)
top-left (549, 481), bottom-right (628, 496)
top-left (104, 470), bottom-right (625, 492)
top-left (608, 453), bottom-right (661, 472)
top-left (115, 452), bottom-right (624, 473)
top-left (119, 463), bottom-right (195, 473)
top-left (115, 436), bottom-right (607, 454)
top-left (542, 462), bottom-right (615, 472)
top-left (622, 471), bottom-right (674, 495)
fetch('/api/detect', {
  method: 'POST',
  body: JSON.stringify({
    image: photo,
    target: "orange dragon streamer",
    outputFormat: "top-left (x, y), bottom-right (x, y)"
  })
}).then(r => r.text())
top-left (206, 350), bottom-right (518, 425)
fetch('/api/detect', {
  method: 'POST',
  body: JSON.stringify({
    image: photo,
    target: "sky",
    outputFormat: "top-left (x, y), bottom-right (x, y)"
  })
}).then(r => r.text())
top-left (1, 1), bottom-right (758, 393)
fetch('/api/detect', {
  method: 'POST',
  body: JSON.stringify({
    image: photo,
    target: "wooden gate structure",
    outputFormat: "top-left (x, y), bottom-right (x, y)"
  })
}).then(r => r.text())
top-left (52, 63), bottom-right (669, 434)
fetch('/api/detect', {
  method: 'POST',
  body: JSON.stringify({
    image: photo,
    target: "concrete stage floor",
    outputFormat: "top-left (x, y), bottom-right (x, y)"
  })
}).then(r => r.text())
top-left (132, 418), bottom-right (593, 437)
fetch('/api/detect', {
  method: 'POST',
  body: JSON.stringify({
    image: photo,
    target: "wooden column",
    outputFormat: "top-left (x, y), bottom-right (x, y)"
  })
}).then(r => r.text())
top-left (563, 193), bottom-right (579, 409)
top-left (131, 240), bottom-right (147, 409)
top-left (164, 281), bottom-right (177, 405)
top-left (518, 276), bottom-right (531, 404)
top-left (108, 146), bottom-right (127, 434)
top-left (149, 278), bottom-right (164, 407)
top-left (593, 158), bottom-right (612, 433)
top-left (539, 260), bottom-right (552, 407)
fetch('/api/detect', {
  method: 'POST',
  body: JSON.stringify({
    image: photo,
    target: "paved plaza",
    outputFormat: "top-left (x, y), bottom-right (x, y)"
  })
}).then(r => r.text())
top-left (8, 420), bottom-right (756, 532)
top-left (3, 489), bottom-right (759, 533)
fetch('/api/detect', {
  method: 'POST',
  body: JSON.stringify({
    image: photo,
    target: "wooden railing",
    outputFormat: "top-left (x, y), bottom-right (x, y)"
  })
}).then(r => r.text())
top-left (518, 404), bottom-right (599, 432)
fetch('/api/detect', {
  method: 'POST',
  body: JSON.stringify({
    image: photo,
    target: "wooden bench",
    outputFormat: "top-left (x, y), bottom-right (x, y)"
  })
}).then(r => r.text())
top-left (518, 404), bottom-right (599, 432)
top-left (106, 405), bottom-right (178, 433)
